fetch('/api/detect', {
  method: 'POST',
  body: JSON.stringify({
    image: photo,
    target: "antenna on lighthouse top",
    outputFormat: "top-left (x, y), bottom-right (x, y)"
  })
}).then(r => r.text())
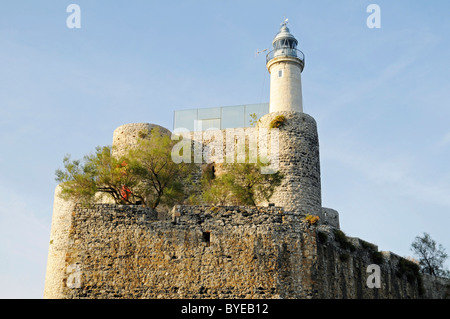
top-left (281, 17), bottom-right (289, 27)
top-left (255, 48), bottom-right (268, 57)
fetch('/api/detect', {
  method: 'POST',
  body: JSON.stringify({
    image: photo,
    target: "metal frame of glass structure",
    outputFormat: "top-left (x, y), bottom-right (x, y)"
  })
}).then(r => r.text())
top-left (173, 103), bottom-right (269, 132)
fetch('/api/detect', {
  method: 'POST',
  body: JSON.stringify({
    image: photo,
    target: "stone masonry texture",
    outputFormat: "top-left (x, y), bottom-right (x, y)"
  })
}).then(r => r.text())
top-left (47, 204), bottom-right (449, 299)
top-left (257, 111), bottom-right (322, 215)
top-left (112, 123), bottom-right (171, 158)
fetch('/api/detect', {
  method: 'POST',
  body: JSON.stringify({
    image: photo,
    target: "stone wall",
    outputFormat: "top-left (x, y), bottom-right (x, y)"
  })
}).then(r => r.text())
top-left (320, 207), bottom-right (340, 229)
top-left (421, 274), bottom-right (450, 299)
top-left (58, 204), bottom-right (317, 299)
top-left (315, 230), bottom-right (424, 298)
top-left (45, 203), bottom-right (449, 299)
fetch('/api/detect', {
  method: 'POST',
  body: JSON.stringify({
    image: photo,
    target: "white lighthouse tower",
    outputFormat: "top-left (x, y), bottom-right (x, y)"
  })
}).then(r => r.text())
top-left (258, 20), bottom-right (321, 216)
top-left (266, 19), bottom-right (305, 113)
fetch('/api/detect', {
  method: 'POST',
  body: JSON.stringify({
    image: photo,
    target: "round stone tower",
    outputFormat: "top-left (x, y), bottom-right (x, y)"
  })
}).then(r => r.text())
top-left (266, 20), bottom-right (305, 113)
top-left (44, 185), bottom-right (76, 299)
top-left (112, 123), bottom-right (171, 158)
top-left (257, 111), bottom-right (321, 215)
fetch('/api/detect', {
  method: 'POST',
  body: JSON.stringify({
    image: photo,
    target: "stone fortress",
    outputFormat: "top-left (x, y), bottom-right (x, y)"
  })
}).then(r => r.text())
top-left (44, 21), bottom-right (449, 299)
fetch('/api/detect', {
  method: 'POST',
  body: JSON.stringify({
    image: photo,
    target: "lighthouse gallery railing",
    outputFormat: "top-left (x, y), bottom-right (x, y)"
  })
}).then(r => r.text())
top-left (266, 48), bottom-right (305, 66)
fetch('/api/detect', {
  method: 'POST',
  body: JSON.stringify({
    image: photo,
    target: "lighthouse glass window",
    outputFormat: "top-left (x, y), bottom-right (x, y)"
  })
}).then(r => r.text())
top-left (278, 70), bottom-right (283, 78)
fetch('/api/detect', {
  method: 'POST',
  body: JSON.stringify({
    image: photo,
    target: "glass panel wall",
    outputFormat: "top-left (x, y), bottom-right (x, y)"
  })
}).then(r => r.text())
top-left (173, 108), bottom-right (197, 132)
top-left (221, 105), bottom-right (245, 129)
top-left (173, 103), bottom-right (269, 132)
top-left (198, 107), bottom-right (221, 120)
top-left (198, 118), bottom-right (221, 131)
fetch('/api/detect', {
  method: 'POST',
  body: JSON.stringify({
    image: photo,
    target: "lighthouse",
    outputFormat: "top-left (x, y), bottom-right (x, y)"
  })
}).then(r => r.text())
top-left (258, 20), bottom-right (321, 216)
top-left (266, 20), bottom-right (305, 113)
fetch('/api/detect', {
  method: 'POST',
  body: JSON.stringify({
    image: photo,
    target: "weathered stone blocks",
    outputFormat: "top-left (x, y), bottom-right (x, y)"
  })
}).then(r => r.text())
top-left (44, 203), bottom-right (449, 299)
top-left (257, 112), bottom-right (322, 215)
top-left (112, 123), bottom-right (171, 158)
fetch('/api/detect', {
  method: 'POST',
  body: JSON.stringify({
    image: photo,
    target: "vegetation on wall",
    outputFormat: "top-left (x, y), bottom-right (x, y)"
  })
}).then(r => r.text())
top-left (333, 229), bottom-right (355, 251)
top-left (305, 214), bottom-right (320, 225)
top-left (56, 127), bottom-right (283, 209)
top-left (371, 251), bottom-right (384, 264)
top-left (198, 158), bottom-right (284, 207)
top-left (55, 128), bottom-right (195, 209)
top-left (269, 115), bottom-right (286, 129)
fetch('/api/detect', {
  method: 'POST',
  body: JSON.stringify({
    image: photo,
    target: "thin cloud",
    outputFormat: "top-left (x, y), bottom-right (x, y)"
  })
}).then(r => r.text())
top-left (323, 142), bottom-right (450, 209)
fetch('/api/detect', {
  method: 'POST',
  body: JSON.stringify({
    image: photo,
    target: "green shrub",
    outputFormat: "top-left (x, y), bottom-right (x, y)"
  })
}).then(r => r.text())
top-left (202, 159), bottom-right (284, 207)
top-left (361, 240), bottom-right (377, 251)
top-left (138, 129), bottom-right (149, 139)
top-left (333, 229), bottom-right (346, 244)
top-left (372, 251), bottom-right (384, 264)
top-left (333, 229), bottom-right (355, 251)
top-left (269, 115), bottom-right (286, 129)
top-left (55, 128), bottom-right (194, 209)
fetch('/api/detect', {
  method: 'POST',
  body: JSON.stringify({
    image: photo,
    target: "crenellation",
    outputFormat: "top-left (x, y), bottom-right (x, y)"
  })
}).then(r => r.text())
top-left (44, 201), bottom-right (450, 299)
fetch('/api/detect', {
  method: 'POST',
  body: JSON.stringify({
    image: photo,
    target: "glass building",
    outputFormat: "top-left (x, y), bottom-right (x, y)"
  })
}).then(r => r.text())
top-left (173, 103), bottom-right (269, 132)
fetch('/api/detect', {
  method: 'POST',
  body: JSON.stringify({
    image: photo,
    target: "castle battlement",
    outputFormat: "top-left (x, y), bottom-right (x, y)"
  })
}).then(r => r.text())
top-left (44, 202), bottom-right (449, 299)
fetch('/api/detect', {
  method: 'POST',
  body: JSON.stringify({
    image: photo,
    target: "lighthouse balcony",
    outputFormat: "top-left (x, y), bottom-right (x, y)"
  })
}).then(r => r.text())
top-left (266, 48), bottom-right (305, 65)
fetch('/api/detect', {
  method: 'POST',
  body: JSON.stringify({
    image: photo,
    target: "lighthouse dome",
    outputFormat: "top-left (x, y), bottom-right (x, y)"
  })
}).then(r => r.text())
top-left (272, 24), bottom-right (298, 49)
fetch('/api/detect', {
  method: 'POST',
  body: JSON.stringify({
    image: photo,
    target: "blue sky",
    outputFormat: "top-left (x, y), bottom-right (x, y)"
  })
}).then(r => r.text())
top-left (1, 0), bottom-right (449, 298)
